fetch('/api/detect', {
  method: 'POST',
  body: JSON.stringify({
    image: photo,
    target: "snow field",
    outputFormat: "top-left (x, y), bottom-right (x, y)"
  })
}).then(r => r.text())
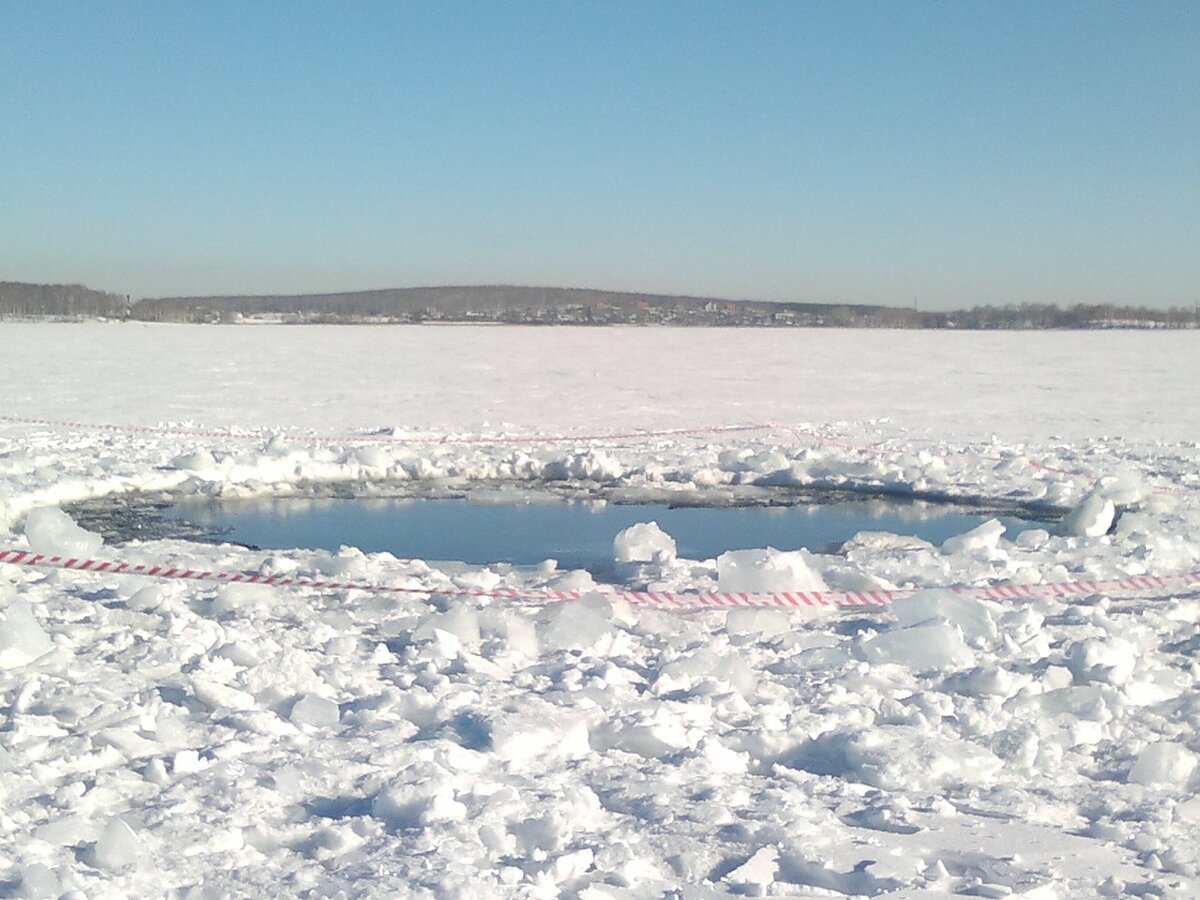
top-left (1, 324), bottom-right (1200, 897)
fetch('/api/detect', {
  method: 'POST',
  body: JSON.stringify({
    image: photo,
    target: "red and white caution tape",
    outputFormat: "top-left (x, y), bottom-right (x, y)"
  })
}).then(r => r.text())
top-left (0, 414), bottom-right (773, 446)
top-left (3, 548), bottom-right (1197, 610)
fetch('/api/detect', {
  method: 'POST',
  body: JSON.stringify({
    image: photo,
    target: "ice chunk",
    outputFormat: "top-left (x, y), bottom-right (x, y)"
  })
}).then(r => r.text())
top-left (1065, 636), bottom-right (1137, 686)
top-left (1015, 528), bottom-right (1050, 550)
top-left (35, 815), bottom-right (99, 846)
top-left (944, 665), bottom-right (1029, 698)
top-left (0, 601), bottom-right (55, 668)
top-left (717, 548), bottom-right (828, 594)
top-left (546, 568), bottom-right (597, 594)
top-left (92, 817), bottom-right (141, 870)
top-left (1061, 490), bottom-right (1115, 537)
top-left (127, 585), bottom-right (168, 611)
top-left (552, 848), bottom-right (596, 883)
top-left (479, 607), bottom-right (540, 657)
top-left (372, 776), bottom-right (461, 830)
top-left (941, 518), bottom-right (1006, 555)
top-left (725, 607), bottom-right (792, 638)
top-left (790, 725), bottom-right (1003, 790)
top-left (290, 693), bottom-right (340, 728)
top-left (698, 736), bottom-right (750, 775)
top-left (545, 450), bottom-right (623, 481)
top-left (858, 622), bottom-right (975, 671)
top-left (213, 641), bottom-right (263, 667)
top-left (420, 789), bottom-right (468, 825)
top-left (211, 582), bottom-right (276, 615)
top-left (537, 594), bottom-right (615, 653)
top-left (172, 750), bottom-right (206, 774)
top-left (314, 547), bottom-right (369, 579)
top-left (489, 699), bottom-right (590, 768)
top-left (891, 589), bottom-right (997, 641)
top-left (413, 604), bottom-right (481, 651)
top-left (599, 713), bottom-right (693, 758)
top-left (23, 506), bottom-right (103, 557)
top-left (1097, 470), bottom-right (1149, 506)
top-left (613, 521), bottom-right (676, 563)
top-left (653, 646), bottom-right (756, 695)
top-left (724, 846), bottom-right (779, 891)
top-left (171, 450), bottom-right (218, 471)
top-left (1128, 742), bottom-right (1198, 787)
top-left (354, 445), bottom-right (392, 468)
top-left (18, 863), bottom-right (60, 898)
top-left (189, 676), bottom-right (257, 711)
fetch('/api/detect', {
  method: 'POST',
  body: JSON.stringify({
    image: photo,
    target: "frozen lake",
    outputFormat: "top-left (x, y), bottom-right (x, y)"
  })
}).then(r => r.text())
top-left (3, 323), bottom-right (1198, 897)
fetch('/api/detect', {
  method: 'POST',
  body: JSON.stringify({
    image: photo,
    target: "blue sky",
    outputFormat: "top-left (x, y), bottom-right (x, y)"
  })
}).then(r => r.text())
top-left (2, 1), bottom-right (1197, 309)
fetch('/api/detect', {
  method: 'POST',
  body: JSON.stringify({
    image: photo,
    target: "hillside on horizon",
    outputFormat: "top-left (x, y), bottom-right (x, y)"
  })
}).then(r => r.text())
top-left (131, 284), bottom-right (889, 326)
top-left (3, 280), bottom-right (1197, 329)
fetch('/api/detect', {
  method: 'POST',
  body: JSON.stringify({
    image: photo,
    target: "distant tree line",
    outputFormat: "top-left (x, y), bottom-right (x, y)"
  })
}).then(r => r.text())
top-left (130, 290), bottom-right (1200, 329)
top-left (0, 282), bottom-right (127, 319)
top-left (3, 281), bottom-right (1197, 329)
top-left (927, 302), bottom-right (1200, 330)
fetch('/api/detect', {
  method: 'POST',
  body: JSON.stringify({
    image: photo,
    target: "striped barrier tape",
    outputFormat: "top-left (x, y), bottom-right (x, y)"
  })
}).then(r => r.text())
top-left (3, 547), bottom-right (1198, 610)
top-left (0, 414), bottom-right (774, 446)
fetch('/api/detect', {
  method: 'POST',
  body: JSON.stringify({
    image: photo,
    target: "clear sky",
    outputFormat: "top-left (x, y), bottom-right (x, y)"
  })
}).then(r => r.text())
top-left (2, 1), bottom-right (1197, 309)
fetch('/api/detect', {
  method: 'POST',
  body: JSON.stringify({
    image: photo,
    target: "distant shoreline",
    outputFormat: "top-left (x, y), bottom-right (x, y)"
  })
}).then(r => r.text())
top-left (3, 281), bottom-right (1198, 330)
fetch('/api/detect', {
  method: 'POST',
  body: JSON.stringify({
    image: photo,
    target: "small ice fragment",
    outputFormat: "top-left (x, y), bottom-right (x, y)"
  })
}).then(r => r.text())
top-left (891, 589), bottom-right (997, 641)
top-left (189, 677), bottom-right (257, 711)
top-left (858, 622), bottom-right (975, 671)
top-left (1014, 528), bottom-right (1050, 550)
top-left (717, 548), bottom-right (828, 594)
top-left (144, 758), bottom-right (169, 785)
top-left (19, 864), bottom-right (60, 899)
top-left (1060, 490), bottom-right (1115, 537)
top-left (23, 506), bottom-right (103, 557)
top-left (489, 700), bottom-right (591, 767)
top-left (1065, 636), bottom-right (1137, 685)
top-left (212, 641), bottom-right (264, 667)
top-left (172, 749), bottom-right (206, 774)
top-left (725, 607), bottom-right (792, 638)
top-left (538, 594), bottom-right (614, 652)
top-left (613, 522), bottom-right (676, 563)
top-left (127, 585), bottom-right (168, 611)
top-left (546, 568), bottom-right (597, 594)
top-left (0, 601), bottom-right (54, 668)
top-left (413, 604), bottom-right (481, 651)
top-left (170, 450), bottom-right (218, 471)
top-left (553, 848), bottom-right (595, 882)
top-left (420, 788), bottom-right (467, 825)
top-left (941, 518), bottom-right (1006, 555)
top-left (354, 445), bottom-right (392, 468)
top-left (211, 582), bottom-right (276, 615)
top-left (92, 817), bottom-right (140, 870)
top-left (1128, 742), bottom-right (1198, 787)
top-left (724, 846), bottom-right (779, 891)
top-left (290, 694), bottom-right (340, 728)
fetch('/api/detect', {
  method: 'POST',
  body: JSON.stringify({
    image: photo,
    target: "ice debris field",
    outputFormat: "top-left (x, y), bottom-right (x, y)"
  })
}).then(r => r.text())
top-left (2, 323), bottom-right (1200, 898)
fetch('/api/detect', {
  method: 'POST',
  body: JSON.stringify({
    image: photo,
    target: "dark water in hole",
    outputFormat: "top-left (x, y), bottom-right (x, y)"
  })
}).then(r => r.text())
top-left (158, 495), bottom-right (1040, 570)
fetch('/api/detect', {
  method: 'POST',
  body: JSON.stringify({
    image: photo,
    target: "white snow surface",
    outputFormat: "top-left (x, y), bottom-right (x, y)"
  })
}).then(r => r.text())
top-left (1, 322), bottom-right (1199, 898)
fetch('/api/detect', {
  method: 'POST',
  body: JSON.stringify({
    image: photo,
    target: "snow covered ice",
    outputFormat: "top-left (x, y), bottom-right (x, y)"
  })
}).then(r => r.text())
top-left (2, 323), bottom-right (1200, 897)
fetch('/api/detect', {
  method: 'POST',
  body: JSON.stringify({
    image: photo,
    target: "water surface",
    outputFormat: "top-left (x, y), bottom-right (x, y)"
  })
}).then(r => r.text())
top-left (161, 494), bottom-right (1038, 571)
